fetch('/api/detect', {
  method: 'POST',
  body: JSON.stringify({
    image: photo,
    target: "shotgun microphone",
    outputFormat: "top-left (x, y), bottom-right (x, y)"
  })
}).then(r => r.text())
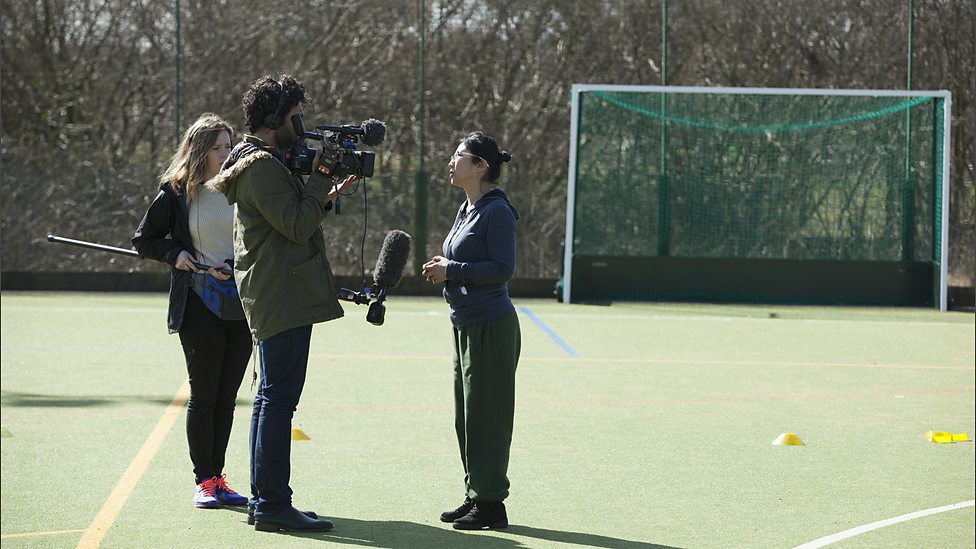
top-left (372, 230), bottom-right (411, 290)
top-left (315, 118), bottom-right (386, 146)
top-left (367, 230), bottom-right (412, 326)
top-left (337, 230), bottom-right (412, 326)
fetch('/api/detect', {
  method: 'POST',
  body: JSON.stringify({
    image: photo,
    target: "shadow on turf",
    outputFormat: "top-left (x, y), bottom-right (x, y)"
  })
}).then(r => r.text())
top-left (239, 515), bottom-right (680, 548)
top-left (1, 387), bottom-right (262, 410)
top-left (0, 390), bottom-right (176, 408)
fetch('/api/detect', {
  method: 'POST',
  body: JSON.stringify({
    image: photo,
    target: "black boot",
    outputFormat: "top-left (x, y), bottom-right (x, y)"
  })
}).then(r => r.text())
top-left (247, 501), bottom-right (318, 525)
top-left (253, 506), bottom-right (333, 532)
top-left (439, 497), bottom-right (473, 523)
top-left (453, 500), bottom-right (508, 530)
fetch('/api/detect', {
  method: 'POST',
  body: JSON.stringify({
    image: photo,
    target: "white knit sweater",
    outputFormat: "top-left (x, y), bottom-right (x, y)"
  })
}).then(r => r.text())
top-left (188, 183), bottom-right (235, 268)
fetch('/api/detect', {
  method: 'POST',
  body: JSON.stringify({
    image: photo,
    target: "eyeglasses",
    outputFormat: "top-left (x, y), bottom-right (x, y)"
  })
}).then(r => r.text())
top-left (451, 151), bottom-right (489, 167)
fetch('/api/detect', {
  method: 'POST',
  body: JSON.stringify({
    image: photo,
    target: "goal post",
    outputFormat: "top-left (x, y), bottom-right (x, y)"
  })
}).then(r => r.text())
top-left (563, 85), bottom-right (952, 310)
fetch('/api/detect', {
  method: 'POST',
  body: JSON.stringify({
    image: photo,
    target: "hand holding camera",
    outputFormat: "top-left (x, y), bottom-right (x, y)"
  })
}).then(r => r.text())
top-left (328, 175), bottom-right (359, 201)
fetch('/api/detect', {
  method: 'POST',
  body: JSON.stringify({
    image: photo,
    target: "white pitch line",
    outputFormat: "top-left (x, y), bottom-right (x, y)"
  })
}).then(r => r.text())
top-left (793, 500), bottom-right (975, 549)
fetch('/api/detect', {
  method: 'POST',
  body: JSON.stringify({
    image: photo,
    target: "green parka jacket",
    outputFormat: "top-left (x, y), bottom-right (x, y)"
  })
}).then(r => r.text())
top-left (209, 135), bottom-right (343, 340)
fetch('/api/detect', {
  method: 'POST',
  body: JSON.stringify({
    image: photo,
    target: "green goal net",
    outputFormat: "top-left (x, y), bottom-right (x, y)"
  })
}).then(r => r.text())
top-left (563, 85), bottom-right (951, 309)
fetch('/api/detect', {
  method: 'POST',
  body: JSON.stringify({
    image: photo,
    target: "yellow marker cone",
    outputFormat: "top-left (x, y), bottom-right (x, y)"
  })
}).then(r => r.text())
top-left (927, 431), bottom-right (951, 443)
top-left (772, 433), bottom-right (805, 446)
top-left (291, 428), bottom-right (310, 441)
top-left (926, 431), bottom-right (970, 443)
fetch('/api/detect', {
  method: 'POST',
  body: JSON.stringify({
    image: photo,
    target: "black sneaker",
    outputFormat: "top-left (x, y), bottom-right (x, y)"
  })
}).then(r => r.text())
top-left (452, 500), bottom-right (508, 530)
top-left (439, 497), bottom-right (473, 523)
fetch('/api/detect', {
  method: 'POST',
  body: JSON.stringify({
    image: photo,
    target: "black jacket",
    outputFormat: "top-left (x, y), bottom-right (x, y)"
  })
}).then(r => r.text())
top-left (132, 184), bottom-right (195, 333)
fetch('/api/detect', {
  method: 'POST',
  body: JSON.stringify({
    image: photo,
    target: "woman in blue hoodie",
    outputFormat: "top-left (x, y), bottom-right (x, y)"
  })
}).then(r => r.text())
top-left (422, 131), bottom-right (520, 530)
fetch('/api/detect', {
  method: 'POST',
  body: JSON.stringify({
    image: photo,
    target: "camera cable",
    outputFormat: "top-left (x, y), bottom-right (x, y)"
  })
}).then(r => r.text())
top-left (333, 177), bottom-right (369, 296)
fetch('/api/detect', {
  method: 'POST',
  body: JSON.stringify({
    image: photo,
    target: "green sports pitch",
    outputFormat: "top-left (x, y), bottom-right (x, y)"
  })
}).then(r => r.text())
top-left (1, 292), bottom-right (973, 548)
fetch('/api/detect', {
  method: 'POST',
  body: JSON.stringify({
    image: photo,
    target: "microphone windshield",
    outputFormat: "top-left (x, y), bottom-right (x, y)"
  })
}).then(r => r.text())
top-left (361, 118), bottom-right (386, 147)
top-left (373, 230), bottom-right (411, 289)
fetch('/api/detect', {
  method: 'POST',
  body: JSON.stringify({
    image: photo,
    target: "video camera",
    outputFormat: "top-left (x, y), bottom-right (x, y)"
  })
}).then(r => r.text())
top-left (282, 114), bottom-right (386, 179)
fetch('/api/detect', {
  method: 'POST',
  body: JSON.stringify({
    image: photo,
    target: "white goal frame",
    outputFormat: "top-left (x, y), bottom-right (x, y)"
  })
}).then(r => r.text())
top-left (563, 84), bottom-right (952, 310)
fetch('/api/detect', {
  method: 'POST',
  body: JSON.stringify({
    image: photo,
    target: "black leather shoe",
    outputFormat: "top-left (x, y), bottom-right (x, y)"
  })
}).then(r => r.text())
top-left (247, 503), bottom-right (319, 525)
top-left (253, 506), bottom-right (334, 532)
top-left (439, 497), bottom-right (473, 523)
top-left (453, 500), bottom-right (508, 530)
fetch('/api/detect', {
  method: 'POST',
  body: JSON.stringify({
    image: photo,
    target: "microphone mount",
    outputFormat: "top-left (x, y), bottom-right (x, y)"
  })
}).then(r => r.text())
top-left (336, 284), bottom-right (389, 326)
top-left (340, 230), bottom-right (410, 327)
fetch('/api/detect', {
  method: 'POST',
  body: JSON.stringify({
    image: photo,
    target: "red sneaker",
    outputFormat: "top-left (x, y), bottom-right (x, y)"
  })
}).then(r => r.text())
top-left (193, 477), bottom-right (219, 508)
top-left (214, 475), bottom-right (248, 506)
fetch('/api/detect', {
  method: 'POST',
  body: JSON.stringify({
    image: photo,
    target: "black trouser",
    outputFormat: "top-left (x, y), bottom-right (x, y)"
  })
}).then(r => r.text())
top-left (178, 291), bottom-right (252, 484)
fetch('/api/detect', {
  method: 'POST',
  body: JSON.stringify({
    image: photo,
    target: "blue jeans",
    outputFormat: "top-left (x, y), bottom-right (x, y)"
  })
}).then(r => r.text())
top-left (249, 325), bottom-right (312, 516)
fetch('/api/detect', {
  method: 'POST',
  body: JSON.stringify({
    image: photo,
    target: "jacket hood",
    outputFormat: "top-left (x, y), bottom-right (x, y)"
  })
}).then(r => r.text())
top-left (208, 138), bottom-right (274, 203)
top-left (474, 188), bottom-right (520, 220)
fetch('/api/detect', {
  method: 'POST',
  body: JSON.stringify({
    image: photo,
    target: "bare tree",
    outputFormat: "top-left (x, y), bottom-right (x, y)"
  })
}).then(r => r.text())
top-left (2, 0), bottom-right (973, 287)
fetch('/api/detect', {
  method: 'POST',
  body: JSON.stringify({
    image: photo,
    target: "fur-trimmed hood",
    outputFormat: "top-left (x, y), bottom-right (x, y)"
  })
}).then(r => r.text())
top-left (203, 134), bottom-right (345, 339)
top-left (207, 136), bottom-right (274, 203)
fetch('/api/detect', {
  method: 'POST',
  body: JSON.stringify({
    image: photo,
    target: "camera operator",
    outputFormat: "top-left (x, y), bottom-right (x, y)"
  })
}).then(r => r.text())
top-left (209, 74), bottom-right (355, 533)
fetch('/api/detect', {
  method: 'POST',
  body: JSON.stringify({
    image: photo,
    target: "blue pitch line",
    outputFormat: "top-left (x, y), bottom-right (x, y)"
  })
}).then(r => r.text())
top-left (518, 306), bottom-right (579, 357)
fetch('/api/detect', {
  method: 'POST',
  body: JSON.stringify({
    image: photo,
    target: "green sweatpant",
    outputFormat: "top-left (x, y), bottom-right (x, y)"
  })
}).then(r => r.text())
top-left (452, 310), bottom-right (521, 502)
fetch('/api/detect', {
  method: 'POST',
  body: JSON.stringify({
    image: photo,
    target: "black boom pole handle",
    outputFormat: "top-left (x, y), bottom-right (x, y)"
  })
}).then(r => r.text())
top-left (47, 234), bottom-right (140, 257)
top-left (46, 234), bottom-right (232, 275)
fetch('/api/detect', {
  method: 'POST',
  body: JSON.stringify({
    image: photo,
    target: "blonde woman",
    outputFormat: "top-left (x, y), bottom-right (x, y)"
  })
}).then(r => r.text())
top-left (133, 113), bottom-right (251, 509)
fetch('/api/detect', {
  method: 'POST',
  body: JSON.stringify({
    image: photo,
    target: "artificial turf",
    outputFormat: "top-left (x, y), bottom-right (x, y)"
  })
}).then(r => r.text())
top-left (2, 293), bottom-right (973, 548)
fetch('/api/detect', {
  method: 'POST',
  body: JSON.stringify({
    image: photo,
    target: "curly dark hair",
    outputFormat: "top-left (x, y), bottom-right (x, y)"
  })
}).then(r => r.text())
top-left (241, 74), bottom-right (309, 133)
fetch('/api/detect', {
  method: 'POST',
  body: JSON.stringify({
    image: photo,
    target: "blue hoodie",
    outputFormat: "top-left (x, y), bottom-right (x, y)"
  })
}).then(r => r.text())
top-left (442, 188), bottom-right (520, 327)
